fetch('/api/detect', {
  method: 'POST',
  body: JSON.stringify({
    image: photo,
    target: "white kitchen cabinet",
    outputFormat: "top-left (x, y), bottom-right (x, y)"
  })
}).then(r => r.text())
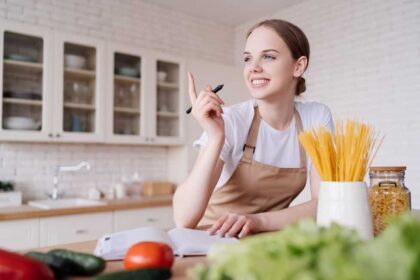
top-left (0, 218), bottom-right (40, 250)
top-left (150, 53), bottom-right (186, 145)
top-left (106, 44), bottom-right (148, 144)
top-left (113, 206), bottom-right (175, 232)
top-left (105, 48), bottom-right (186, 145)
top-left (0, 21), bottom-right (53, 142)
top-left (0, 21), bottom-right (185, 146)
top-left (40, 212), bottom-right (112, 247)
top-left (52, 31), bottom-right (106, 143)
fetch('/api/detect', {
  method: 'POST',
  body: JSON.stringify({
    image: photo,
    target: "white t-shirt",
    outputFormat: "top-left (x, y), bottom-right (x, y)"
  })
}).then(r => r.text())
top-left (193, 99), bottom-right (334, 190)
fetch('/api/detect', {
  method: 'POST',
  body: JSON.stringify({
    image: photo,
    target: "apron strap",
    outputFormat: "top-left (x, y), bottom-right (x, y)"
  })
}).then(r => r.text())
top-left (241, 105), bottom-right (307, 168)
top-left (241, 106), bottom-right (261, 164)
top-left (294, 108), bottom-right (307, 169)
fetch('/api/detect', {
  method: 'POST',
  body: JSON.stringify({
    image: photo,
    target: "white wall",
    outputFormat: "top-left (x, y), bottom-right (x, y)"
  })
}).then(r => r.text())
top-left (234, 0), bottom-right (420, 208)
top-left (0, 0), bottom-right (236, 201)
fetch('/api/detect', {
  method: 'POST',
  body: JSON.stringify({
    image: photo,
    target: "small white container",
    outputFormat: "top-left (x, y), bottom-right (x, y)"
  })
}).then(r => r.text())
top-left (65, 54), bottom-right (86, 69)
top-left (114, 183), bottom-right (127, 199)
top-left (0, 191), bottom-right (22, 208)
top-left (317, 181), bottom-right (373, 240)
top-left (157, 71), bottom-right (168, 82)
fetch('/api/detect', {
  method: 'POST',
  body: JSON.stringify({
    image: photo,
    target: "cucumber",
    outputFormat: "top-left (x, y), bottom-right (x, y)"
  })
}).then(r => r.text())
top-left (25, 251), bottom-right (72, 279)
top-left (48, 249), bottom-right (106, 276)
top-left (93, 268), bottom-right (171, 280)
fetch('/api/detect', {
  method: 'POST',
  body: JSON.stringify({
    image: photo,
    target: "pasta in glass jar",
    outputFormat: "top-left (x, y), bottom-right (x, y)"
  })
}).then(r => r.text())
top-left (368, 166), bottom-right (411, 236)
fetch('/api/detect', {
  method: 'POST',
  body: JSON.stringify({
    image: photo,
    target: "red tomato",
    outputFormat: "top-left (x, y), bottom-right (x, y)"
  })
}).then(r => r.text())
top-left (124, 241), bottom-right (174, 270)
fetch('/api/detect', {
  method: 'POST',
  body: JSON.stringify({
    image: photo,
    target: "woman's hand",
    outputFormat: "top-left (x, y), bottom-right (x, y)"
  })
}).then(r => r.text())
top-left (208, 212), bottom-right (261, 239)
top-left (188, 72), bottom-right (225, 139)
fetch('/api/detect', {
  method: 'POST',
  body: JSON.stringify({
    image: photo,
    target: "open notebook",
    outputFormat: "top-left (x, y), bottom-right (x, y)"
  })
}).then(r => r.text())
top-left (94, 227), bottom-right (238, 260)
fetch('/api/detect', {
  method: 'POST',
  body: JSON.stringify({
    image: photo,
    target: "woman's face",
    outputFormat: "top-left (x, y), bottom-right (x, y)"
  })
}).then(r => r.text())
top-left (243, 26), bottom-right (298, 101)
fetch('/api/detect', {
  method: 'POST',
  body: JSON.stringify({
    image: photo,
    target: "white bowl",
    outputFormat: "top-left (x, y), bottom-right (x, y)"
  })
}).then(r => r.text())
top-left (65, 54), bottom-right (86, 69)
top-left (157, 71), bottom-right (168, 82)
top-left (3, 116), bottom-right (38, 130)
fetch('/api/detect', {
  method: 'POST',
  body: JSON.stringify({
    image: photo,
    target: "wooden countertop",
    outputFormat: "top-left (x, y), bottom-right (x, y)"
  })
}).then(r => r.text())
top-left (35, 240), bottom-right (204, 280)
top-left (0, 195), bottom-right (173, 221)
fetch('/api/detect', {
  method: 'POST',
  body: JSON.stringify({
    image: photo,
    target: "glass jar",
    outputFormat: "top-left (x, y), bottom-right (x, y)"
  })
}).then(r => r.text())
top-left (368, 166), bottom-right (411, 236)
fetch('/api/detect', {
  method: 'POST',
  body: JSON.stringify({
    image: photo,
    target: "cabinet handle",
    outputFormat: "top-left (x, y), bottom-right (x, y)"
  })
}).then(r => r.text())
top-left (74, 229), bottom-right (87, 234)
top-left (56, 134), bottom-right (61, 138)
top-left (146, 218), bottom-right (156, 223)
top-left (48, 133), bottom-right (53, 137)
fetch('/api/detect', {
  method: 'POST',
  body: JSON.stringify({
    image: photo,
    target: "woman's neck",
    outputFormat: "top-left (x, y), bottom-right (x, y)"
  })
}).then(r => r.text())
top-left (256, 93), bottom-right (295, 131)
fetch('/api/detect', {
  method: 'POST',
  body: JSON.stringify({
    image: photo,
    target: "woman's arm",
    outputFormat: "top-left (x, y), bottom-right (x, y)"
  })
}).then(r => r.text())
top-left (209, 166), bottom-right (321, 237)
top-left (173, 140), bottom-right (225, 228)
top-left (173, 72), bottom-right (226, 228)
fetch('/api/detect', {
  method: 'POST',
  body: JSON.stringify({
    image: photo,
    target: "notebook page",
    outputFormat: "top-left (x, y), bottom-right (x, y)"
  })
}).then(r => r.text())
top-left (167, 228), bottom-right (238, 257)
top-left (94, 226), bottom-right (174, 260)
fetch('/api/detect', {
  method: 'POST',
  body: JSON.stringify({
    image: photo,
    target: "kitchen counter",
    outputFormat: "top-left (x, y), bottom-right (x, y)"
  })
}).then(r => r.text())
top-left (35, 240), bottom-right (205, 280)
top-left (0, 195), bottom-right (173, 221)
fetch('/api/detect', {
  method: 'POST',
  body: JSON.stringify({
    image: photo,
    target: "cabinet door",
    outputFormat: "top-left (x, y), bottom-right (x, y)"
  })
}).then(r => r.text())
top-left (0, 218), bottom-right (40, 250)
top-left (105, 44), bottom-right (148, 144)
top-left (40, 212), bottom-right (112, 247)
top-left (147, 53), bottom-right (186, 145)
top-left (0, 21), bottom-right (53, 142)
top-left (113, 206), bottom-right (175, 232)
top-left (52, 32), bottom-right (105, 143)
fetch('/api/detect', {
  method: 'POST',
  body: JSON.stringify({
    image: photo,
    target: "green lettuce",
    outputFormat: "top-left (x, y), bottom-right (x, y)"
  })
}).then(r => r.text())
top-left (189, 214), bottom-right (420, 280)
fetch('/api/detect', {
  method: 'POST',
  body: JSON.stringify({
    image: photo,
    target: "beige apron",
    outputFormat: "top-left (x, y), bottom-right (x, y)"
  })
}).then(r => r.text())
top-left (199, 106), bottom-right (308, 226)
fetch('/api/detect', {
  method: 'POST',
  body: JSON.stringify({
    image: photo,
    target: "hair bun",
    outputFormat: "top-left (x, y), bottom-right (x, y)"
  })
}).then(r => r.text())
top-left (296, 77), bottom-right (306, 96)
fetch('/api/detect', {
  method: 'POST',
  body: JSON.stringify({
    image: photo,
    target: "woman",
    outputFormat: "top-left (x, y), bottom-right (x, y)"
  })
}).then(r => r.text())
top-left (173, 19), bottom-right (333, 238)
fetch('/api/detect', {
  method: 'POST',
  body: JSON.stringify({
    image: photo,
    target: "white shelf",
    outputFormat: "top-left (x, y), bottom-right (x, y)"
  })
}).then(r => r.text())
top-left (157, 111), bottom-right (178, 118)
top-left (114, 107), bottom-right (140, 114)
top-left (114, 75), bottom-right (140, 84)
top-left (3, 59), bottom-right (43, 73)
top-left (64, 67), bottom-right (96, 78)
top-left (2, 97), bottom-right (42, 106)
top-left (157, 82), bottom-right (178, 90)
top-left (64, 102), bottom-right (95, 110)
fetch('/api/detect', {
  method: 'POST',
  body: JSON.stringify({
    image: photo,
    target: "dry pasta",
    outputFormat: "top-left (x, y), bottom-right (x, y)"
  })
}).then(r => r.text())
top-left (298, 120), bottom-right (383, 181)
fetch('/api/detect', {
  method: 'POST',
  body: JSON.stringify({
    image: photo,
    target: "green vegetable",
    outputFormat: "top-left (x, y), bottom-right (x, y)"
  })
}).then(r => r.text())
top-left (48, 249), bottom-right (106, 276)
top-left (93, 268), bottom-right (171, 280)
top-left (25, 251), bottom-right (72, 279)
top-left (190, 214), bottom-right (420, 280)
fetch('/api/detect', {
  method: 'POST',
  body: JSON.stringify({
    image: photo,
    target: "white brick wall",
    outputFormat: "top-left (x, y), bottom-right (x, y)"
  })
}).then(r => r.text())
top-left (0, 0), bottom-right (235, 201)
top-left (234, 0), bottom-right (420, 208)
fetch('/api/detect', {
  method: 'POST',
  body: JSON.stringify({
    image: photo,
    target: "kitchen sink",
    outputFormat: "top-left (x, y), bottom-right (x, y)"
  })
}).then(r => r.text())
top-left (28, 198), bottom-right (107, 209)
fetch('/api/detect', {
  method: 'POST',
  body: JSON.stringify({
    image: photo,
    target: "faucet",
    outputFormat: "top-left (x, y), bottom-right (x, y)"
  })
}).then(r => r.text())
top-left (48, 161), bottom-right (91, 200)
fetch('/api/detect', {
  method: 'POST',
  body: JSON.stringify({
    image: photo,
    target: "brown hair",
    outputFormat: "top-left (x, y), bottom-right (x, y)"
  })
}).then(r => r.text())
top-left (247, 19), bottom-right (310, 96)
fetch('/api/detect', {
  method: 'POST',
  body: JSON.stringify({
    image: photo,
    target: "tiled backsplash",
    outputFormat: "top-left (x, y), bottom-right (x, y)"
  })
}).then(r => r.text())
top-left (0, 143), bottom-right (167, 201)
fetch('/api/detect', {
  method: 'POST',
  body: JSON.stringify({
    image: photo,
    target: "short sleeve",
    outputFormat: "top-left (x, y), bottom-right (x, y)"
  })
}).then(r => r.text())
top-left (320, 104), bottom-right (334, 133)
top-left (192, 114), bottom-right (234, 163)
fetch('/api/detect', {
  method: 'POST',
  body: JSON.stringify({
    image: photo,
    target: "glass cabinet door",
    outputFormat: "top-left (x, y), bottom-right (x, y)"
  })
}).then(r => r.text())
top-left (62, 42), bottom-right (97, 134)
top-left (112, 52), bottom-right (141, 136)
top-left (2, 31), bottom-right (44, 133)
top-left (156, 60), bottom-right (180, 138)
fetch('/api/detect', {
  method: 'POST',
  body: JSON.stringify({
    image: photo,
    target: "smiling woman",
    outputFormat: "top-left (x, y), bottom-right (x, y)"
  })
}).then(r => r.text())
top-left (173, 19), bottom-right (333, 238)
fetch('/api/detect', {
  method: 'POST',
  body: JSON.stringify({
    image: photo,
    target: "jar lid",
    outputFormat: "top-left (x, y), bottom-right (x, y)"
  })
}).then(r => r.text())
top-left (369, 166), bottom-right (406, 172)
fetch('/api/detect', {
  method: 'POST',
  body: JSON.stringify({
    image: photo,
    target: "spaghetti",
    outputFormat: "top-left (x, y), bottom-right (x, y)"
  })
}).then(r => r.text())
top-left (299, 120), bottom-right (383, 181)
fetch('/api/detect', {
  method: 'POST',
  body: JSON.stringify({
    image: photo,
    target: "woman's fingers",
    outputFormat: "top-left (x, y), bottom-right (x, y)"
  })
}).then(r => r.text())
top-left (202, 101), bottom-right (223, 118)
top-left (218, 215), bottom-right (238, 237)
top-left (238, 221), bottom-right (252, 238)
top-left (226, 217), bottom-right (247, 238)
top-left (196, 91), bottom-right (224, 109)
top-left (188, 72), bottom-right (198, 105)
top-left (209, 214), bottom-right (229, 235)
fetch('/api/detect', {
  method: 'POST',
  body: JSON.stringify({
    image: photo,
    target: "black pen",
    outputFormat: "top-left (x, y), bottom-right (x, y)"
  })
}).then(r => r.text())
top-left (186, 84), bottom-right (224, 114)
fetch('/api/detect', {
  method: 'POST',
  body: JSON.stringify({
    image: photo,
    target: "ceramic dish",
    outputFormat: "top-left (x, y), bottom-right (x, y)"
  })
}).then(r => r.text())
top-left (3, 116), bottom-right (40, 130)
top-left (65, 54), bottom-right (86, 69)
top-left (115, 67), bottom-right (140, 77)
